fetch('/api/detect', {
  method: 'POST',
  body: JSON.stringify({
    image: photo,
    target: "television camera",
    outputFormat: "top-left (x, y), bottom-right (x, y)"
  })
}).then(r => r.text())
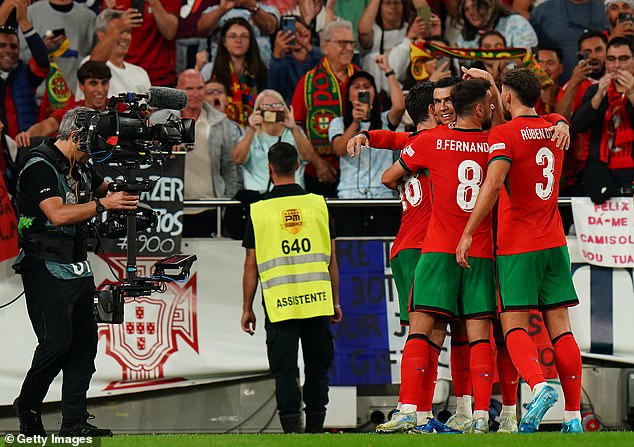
top-left (78, 88), bottom-right (197, 324)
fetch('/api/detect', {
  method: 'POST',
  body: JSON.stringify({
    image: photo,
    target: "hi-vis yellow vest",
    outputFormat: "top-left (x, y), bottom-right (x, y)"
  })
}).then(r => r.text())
top-left (251, 193), bottom-right (333, 323)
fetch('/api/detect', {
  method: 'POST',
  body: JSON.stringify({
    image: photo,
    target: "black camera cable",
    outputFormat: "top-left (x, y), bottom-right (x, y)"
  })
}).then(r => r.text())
top-left (0, 290), bottom-right (25, 309)
top-left (95, 230), bottom-right (124, 282)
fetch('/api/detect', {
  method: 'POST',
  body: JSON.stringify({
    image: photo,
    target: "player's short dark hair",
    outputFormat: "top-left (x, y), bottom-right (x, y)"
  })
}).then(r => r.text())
top-left (77, 60), bottom-right (111, 84)
top-left (607, 36), bottom-right (634, 54)
top-left (434, 75), bottom-right (461, 90)
top-left (406, 81), bottom-right (435, 124)
top-left (268, 142), bottom-right (298, 176)
top-left (451, 79), bottom-right (490, 117)
top-left (502, 68), bottom-right (541, 107)
top-left (578, 29), bottom-right (607, 50)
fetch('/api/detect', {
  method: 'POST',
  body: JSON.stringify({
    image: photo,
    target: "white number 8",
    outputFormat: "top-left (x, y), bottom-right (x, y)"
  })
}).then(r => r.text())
top-left (456, 160), bottom-right (482, 211)
top-left (535, 147), bottom-right (554, 200)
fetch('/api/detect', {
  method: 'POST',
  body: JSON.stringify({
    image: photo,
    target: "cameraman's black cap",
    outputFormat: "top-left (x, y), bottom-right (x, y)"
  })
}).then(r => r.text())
top-left (268, 142), bottom-right (297, 173)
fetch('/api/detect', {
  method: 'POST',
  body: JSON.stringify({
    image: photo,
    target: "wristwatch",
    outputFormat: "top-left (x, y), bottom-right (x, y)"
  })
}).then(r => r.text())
top-left (94, 197), bottom-right (105, 214)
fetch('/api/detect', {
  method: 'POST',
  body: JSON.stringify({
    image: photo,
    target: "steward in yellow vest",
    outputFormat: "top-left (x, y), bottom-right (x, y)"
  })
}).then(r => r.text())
top-left (241, 142), bottom-right (341, 434)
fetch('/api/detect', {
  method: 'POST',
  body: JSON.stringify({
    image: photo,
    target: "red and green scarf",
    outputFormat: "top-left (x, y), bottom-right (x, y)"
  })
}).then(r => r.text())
top-left (600, 81), bottom-right (634, 170)
top-left (304, 58), bottom-right (355, 155)
top-left (410, 40), bottom-right (552, 87)
top-left (226, 62), bottom-right (257, 126)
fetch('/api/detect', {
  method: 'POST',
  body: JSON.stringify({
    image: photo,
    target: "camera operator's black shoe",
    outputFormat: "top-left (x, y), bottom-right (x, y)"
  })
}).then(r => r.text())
top-left (60, 416), bottom-right (113, 437)
top-left (13, 398), bottom-right (46, 436)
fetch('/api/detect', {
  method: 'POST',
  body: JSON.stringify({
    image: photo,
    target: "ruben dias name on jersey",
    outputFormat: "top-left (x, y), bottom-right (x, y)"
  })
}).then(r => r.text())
top-left (519, 127), bottom-right (553, 140)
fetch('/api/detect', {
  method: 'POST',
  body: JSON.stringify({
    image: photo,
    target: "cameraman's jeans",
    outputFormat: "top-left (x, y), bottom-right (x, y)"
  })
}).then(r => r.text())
top-left (18, 257), bottom-right (97, 425)
top-left (264, 315), bottom-right (333, 417)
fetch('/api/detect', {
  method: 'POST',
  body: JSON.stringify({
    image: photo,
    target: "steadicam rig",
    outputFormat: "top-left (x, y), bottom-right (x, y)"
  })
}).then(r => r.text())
top-left (93, 255), bottom-right (197, 324)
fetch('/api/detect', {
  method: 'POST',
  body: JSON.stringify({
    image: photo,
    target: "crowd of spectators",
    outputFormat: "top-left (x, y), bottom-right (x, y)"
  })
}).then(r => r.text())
top-left (1, 0), bottom-right (633, 236)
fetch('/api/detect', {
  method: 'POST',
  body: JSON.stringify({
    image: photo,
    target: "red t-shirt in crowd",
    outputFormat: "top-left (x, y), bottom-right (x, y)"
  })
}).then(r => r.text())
top-left (488, 116), bottom-right (566, 255)
top-left (117, 0), bottom-right (180, 86)
top-left (399, 126), bottom-right (493, 259)
top-left (557, 78), bottom-right (596, 182)
top-left (368, 129), bottom-right (433, 258)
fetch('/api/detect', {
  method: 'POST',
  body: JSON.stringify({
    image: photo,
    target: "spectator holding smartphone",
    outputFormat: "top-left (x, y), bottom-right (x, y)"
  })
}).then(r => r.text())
top-left (357, 0), bottom-right (411, 96)
top-left (268, 16), bottom-right (323, 105)
top-left (387, 8), bottom-right (443, 88)
top-left (116, 0), bottom-right (179, 87)
top-left (232, 89), bottom-right (325, 193)
top-left (606, 0), bottom-right (634, 39)
top-left (330, 58), bottom-right (405, 199)
top-left (457, 0), bottom-right (537, 52)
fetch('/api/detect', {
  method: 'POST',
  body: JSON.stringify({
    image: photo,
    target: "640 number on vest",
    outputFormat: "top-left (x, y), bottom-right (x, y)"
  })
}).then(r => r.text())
top-left (281, 238), bottom-right (312, 254)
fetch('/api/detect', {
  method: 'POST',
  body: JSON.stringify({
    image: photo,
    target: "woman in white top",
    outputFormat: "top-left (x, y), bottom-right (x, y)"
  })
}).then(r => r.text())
top-left (357, 0), bottom-right (411, 94)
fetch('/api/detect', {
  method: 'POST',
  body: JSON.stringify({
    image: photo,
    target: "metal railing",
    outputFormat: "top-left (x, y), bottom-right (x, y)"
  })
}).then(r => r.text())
top-left (183, 197), bottom-right (577, 238)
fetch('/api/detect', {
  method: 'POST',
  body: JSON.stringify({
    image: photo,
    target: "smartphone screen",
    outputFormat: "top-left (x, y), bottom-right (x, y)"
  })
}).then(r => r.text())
top-left (131, 0), bottom-right (145, 18)
top-left (435, 56), bottom-right (449, 70)
top-left (52, 28), bottom-right (65, 37)
top-left (358, 91), bottom-right (371, 120)
top-left (618, 12), bottom-right (633, 24)
top-left (281, 16), bottom-right (297, 46)
top-left (416, 4), bottom-right (432, 29)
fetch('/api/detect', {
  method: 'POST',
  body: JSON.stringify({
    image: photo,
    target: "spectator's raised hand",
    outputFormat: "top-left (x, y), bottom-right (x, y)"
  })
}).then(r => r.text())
top-left (426, 13), bottom-right (442, 37)
top-left (610, 20), bottom-right (634, 39)
top-left (351, 100), bottom-right (369, 122)
top-left (596, 72), bottom-right (614, 99)
top-left (346, 133), bottom-right (369, 157)
top-left (406, 16), bottom-right (426, 40)
top-left (121, 8), bottom-right (144, 29)
top-left (295, 21), bottom-right (312, 52)
top-left (429, 58), bottom-right (452, 81)
top-left (298, 0), bottom-right (319, 24)
top-left (11, 0), bottom-right (30, 27)
top-left (219, 0), bottom-right (237, 13)
top-left (195, 50), bottom-right (208, 71)
top-left (42, 33), bottom-right (65, 52)
top-left (15, 131), bottom-right (30, 148)
top-left (568, 59), bottom-right (594, 86)
top-left (248, 109), bottom-right (263, 128)
top-left (375, 54), bottom-right (392, 73)
top-left (615, 69), bottom-right (634, 93)
top-left (281, 105), bottom-right (295, 128)
top-left (273, 30), bottom-right (295, 58)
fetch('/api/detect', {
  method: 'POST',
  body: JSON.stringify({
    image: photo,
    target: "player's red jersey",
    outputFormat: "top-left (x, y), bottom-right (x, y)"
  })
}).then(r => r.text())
top-left (390, 130), bottom-right (433, 259)
top-left (400, 127), bottom-right (493, 259)
top-left (488, 116), bottom-right (567, 255)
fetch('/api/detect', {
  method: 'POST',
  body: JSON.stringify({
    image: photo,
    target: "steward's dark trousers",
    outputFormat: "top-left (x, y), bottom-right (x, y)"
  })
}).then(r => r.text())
top-left (18, 257), bottom-right (97, 425)
top-left (265, 316), bottom-right (333, 416)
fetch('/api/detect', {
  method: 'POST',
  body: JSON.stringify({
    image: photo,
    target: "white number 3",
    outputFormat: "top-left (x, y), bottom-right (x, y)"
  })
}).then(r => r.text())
top-left (535, 147), bottom-right (554, 200)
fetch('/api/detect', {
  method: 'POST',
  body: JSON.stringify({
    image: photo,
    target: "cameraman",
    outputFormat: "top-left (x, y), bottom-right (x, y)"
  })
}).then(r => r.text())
top-left (12, 107), bottom-right (139, 437)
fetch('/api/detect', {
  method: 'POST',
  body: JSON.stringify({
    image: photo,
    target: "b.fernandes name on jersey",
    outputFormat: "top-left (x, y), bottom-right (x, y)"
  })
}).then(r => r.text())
top-left (435, 140), bottom-right (489, 152)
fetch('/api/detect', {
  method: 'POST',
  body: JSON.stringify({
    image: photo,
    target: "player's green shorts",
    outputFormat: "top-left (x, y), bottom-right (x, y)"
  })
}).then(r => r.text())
top-left (411, 252), bottom-right (496, 319)
top-left (391, 248), bottom-right (422, 325)
top-left (497, 245), bottom-right (579, 311)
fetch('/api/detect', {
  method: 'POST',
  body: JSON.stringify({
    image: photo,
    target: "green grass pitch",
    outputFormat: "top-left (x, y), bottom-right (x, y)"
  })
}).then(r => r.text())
top-left (100, 432), bottom-right (634, 447)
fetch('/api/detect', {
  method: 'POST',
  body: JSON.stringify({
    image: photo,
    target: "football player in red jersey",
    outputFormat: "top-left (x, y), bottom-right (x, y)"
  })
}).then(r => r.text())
top-left (376, 79), bottom-right (497, 434)
top-left (456, 68), bottom-right (583, 434)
